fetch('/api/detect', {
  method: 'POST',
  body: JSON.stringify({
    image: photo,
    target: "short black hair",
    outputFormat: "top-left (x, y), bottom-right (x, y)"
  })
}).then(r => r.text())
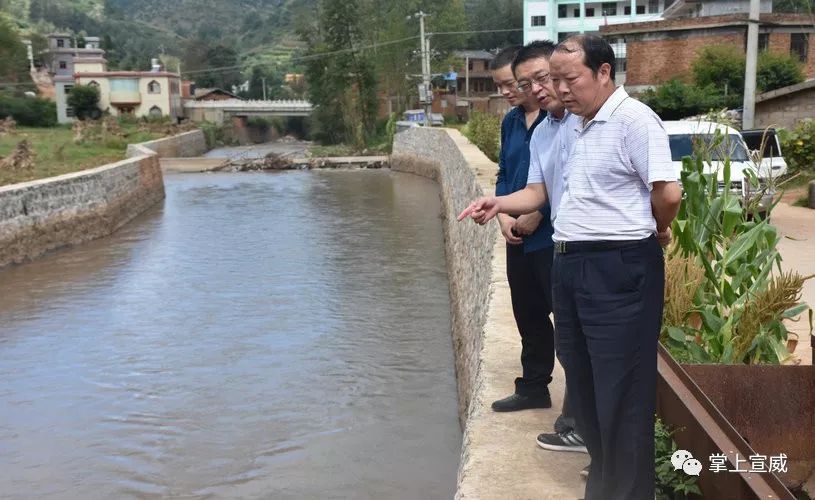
top-left (554, 34), bottom-right (616, 81)
top-left (488, 45), bottom-right (522, 71)
top-left (511, 40), bottom-right (556, 75)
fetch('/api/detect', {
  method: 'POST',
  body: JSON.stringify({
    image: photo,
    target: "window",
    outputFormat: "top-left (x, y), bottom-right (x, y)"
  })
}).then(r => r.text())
top-left (57, 39), bottom-right (64, 48)
top-left (559, 32), bottom-right (575, 43)
top-left (147, 80), bottom-right (161, 94)
top-left (625, 4), bottom-right (645, 15)
top-left (65, 85), bottom-right (74, 117)
top-left (791, 33), bottom-right (809, 62)
top-left (602, 2), bottom-right (617, 16)
top-left (586, 7), bottom-right (595, 16)
top-left (531, 15), bottom-right (546, 27)
top-left (758, 33), bottom-right (770, 52)
top-left (574, 8), bottom-right (580, 17)
top-left (558, 5), bottom-right (568, 18)
top-left (59, 61), bottom-right (67, 69)
top-left (649, 0), bottom-right (660, 13)
top-left (616, 57), bottom-right (627, 73)
top-left (149, 106), bottom-right (163, 118)
top-left (468, 59), bottom-right (473, 71)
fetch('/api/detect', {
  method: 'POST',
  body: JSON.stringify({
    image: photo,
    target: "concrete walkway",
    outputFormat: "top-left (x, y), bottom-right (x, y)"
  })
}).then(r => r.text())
top-left (453, 132), bottom-right (586, 500)
top-left (773, 202), bottom-right (815, 366)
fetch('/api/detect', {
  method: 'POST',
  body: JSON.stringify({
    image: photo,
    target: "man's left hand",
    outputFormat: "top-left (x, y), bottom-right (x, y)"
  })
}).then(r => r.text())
top-left (513, 211), bottom-right (543, 236)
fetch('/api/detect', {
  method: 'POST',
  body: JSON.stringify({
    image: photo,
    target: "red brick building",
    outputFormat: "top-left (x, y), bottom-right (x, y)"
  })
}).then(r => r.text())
top-left (600, 14), bottom-right (815, 92)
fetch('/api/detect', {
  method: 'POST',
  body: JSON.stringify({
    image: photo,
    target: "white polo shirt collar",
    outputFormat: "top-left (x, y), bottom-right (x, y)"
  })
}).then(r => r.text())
top-left (574, 86), bottom-right (629, 132)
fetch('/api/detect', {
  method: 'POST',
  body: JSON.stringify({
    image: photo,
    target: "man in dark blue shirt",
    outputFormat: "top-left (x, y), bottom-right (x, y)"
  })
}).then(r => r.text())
top-left (489, 45), bottom-right (556, 412)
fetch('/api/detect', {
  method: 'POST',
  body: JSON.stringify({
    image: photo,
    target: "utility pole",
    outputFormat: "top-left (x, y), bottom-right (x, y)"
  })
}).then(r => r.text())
top-left (262, 77), bottom-right (267, 100)
top-left (410, 11), bottom-right (432, 126)
top-left (742, 0), bottom-right (760, 129)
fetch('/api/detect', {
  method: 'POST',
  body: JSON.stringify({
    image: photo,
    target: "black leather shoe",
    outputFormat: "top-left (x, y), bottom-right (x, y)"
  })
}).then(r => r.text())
top-left (491, 392), bottom-right (551, 412)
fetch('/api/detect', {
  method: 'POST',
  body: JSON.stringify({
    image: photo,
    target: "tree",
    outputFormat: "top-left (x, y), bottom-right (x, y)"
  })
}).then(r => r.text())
top-left (774, 0), bottom-right (815, 12)
top-left (757, 50), bottom-right (804, 92)
top-left (640, 79), bottom-right (728, 120)
top-left (692, 45), bottom-right (745, 99)
top-left (466, 0), bottom-right (524, 50)
top-left (244, 65), bottom-right (284, 100)
top-left (183, 39), bottom-right (242, 91)
top-left (0, 19), bottom-right (29, 84)
top-left (300, 0), bottom-right (378, 146)
top-left (67, 84), bottom-right (101, 120)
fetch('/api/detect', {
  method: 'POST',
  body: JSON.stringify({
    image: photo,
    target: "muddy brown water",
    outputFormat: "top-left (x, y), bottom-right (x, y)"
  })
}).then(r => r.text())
top-left (0, 169), bottom-right (461, 499)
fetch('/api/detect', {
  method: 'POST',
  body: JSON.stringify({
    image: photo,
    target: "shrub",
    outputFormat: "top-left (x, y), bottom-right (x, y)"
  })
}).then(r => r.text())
top-left (199, 121), bottom-right (238, 148)
top-left (779, 119), bottom-right (815, 174)
top-left (0, 93), bottom-right (57, 127)
top-left (692, 45), bottom-right (745, 96)
top-left (66, 84), bottom-right (101, 120)
top-left (757, 51), bottom-right (804, 92)
top-left (640, 80), bottom-right (732, 120)
top-left (463, 111), bottom-right (500, 162)
top-left (655, 418), bottom-right (702, 500)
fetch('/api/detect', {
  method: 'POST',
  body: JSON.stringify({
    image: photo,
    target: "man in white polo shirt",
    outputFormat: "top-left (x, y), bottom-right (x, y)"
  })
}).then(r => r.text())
top-left (458, 35), bottom-right (681, 500)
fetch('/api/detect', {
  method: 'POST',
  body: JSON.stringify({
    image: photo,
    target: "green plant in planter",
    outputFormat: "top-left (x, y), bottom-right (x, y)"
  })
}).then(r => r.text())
top-left (663, 132), bottom-right (812, 364)
top-left (655, 417), bottom-right (702, 500)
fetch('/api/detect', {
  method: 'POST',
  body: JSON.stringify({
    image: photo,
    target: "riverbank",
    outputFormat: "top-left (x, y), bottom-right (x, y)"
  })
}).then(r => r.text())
top-left (391, 126), bottom-right (815, 499)
top-left (0, 123), bottom-right (180, 187)
top-left (0, 130), bottom-right (206, 268)
top-left (391, 127), bottom-right (585, 499)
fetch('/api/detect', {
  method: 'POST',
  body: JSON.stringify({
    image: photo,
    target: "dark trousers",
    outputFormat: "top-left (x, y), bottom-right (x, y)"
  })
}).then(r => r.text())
top-left (552, 236), bottom-right (664, 500)
top-left (505, 244), bottom-right (555, 396)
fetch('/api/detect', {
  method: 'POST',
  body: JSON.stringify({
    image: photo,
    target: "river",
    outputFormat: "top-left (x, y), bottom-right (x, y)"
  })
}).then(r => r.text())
top-left (0, 168), bottom-right (461, 499)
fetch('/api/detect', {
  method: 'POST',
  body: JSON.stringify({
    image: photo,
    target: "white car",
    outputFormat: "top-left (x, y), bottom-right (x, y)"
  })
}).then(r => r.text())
top-left (741, 128), bottom-right (788, 178)
top-left (664, 121), bottom-right (773, 211)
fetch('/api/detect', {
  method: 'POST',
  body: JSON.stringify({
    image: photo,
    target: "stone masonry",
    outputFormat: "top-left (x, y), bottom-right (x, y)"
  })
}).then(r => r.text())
top-left (0, 130), bottom-right (207, 268)
top-left (392, 127), bottom-right (585, 499)
top-left (126, 129), bottom-right (207, 159)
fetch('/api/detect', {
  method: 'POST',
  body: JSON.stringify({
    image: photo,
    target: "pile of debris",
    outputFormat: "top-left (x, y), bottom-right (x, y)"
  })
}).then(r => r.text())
top-left (223, 152), bottom-right (301, 172)
top-left (72, 120), bottom-right (94, 144)
top-left (101, 115), bottom-right (123, 137)
top-left (0, 139), bottom-right (35, 171)
top-left (0, 116), bottom-right (17, 137)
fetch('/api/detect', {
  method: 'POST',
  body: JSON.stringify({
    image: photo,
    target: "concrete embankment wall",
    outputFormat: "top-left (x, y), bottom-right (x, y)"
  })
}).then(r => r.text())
top-left (392, 127), bottom-right (496, 426)
top-left (126, 129), bottom-right (208, 159)
top-left (391, 127), bottom-right (584, 499)
top-left (0, 130), bottom-right (206, 268)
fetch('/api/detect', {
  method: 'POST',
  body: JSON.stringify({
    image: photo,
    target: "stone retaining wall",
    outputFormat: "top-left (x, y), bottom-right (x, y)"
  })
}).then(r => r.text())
top-left (392, 127), bottom-right (496, 426)
top-left (392, 127), bottom-right (584, 500)
top-left (126, 129), bottom-right (207, 159)
top-left (0, 130), bottom-right (205, 268)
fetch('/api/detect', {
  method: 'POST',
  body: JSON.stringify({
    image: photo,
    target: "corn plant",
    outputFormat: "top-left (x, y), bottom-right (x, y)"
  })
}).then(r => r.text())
top-left (663, 132), bottom-right (812, 364)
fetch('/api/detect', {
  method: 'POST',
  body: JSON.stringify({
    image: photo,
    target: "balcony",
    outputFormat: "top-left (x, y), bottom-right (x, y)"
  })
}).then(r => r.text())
top-left (110, 91), bottom-right (141, 104)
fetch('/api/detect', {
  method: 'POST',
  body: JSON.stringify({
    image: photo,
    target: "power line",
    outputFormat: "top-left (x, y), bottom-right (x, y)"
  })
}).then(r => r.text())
top-left (181, 35), bottom-right (421, 76)
top-left (181, 27), bottom-right (524, 77)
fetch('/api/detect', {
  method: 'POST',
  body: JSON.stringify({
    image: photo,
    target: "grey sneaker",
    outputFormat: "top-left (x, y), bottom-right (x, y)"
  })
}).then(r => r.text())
top-left (536, 430), bottom-right (588, 453)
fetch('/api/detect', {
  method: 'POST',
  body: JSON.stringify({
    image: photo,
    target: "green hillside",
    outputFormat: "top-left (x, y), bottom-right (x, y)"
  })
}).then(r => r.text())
top-left (1, 0), bottom-right (312, 77)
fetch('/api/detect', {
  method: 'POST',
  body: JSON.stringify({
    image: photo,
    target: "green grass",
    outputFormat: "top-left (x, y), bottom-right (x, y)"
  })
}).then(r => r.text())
top-left (0, 124), bottom-right (165, 186)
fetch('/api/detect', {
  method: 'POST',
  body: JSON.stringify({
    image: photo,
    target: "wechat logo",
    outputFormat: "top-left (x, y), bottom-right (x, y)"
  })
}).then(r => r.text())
top-left (672, 450), bottom-right (703, 476)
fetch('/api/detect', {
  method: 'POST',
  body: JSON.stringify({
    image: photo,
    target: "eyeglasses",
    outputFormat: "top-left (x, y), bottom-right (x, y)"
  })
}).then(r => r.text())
top-left (495, 81), bottom-right (517, 93)
top-left (516, 73), bottom-right (550, 93)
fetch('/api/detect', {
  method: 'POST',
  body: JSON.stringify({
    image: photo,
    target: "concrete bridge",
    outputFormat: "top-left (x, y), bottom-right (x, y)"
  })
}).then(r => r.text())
top-left (184, 99), bottom-right (313, 124)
